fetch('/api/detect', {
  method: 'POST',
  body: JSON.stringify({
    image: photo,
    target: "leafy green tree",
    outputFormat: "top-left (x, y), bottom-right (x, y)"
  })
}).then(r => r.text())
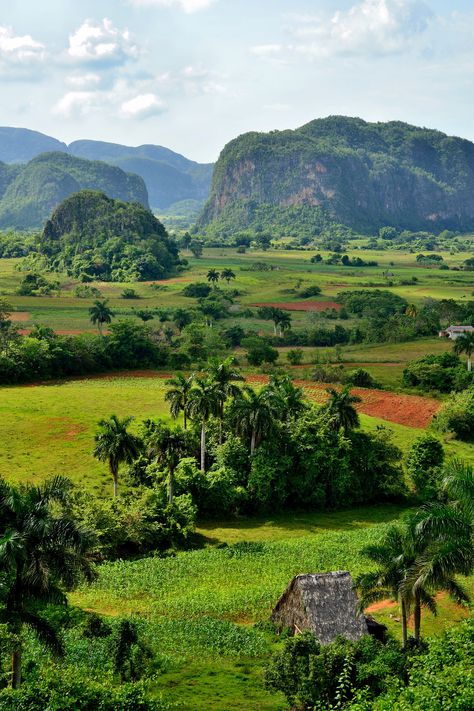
top-left (454, 332), bottom-right (474, 372)
top-left (165, 373), bottom-right (194, 429)
top-left (187, 378), bottom-right (221, 471)
top-left (0, 476), bottom-right (94, 688)
top-left (173, 308), bottom-right (193, 331)
top-left (258, 307), bottom-right (286, 336)
top-left (267, 373), bottom-right (307, 422)
top-left (324, 387), bottom-right (361, 433)
top-left (112, 620), bottom-right (153, 682)
top-left (221, 268), bottom-right (236, 284)
top-left (89, 299), bottom-right (114, 336)
top-left (93, 415), bottom-right (141, 497)
top-left (228, 386), bottom-right (278, 455)
top-left (406, 434), bottom-right (445, 500)
top-left (277, 311), bottom-right (292, 336)
top-left (189, 240), bottom-right (203, 258)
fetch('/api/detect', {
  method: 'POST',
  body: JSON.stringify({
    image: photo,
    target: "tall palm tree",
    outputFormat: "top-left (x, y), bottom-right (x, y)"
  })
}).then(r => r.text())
top-left (205, 356), bottom-right (244, 442)
top-left (221, 268), bottom-right (236, 285)
top-left (93, 415), bottom-right (141, 497)
top-left (228, 386), bottom-right (278, 455)
top-left (267, 374), bottom-right (307, 422)
top-left (187, 378), bottom-right (221, 471)
top-left (355, 525), bottom-right (414, 646)
top-left (89, 299), bottom-right (114, 336)
top-left (454, 332), bottom-right (474, 372)
top-left (147, 424), bottom-right (190, 503)
top-left (206, 269), bottom-right (220, 288)
top-left (277, 312), bottom-right (292, 337)
top-left (0, 476), bottom-right (94, 687)
top-left (324, 387), bottom-right (361, 433)
top-left (165, 373), bottom-right (195, 429)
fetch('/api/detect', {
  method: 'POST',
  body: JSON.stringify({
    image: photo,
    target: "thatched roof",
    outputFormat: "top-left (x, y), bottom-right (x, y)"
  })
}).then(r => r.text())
top-left (271, 571), bottom-right (368, 645)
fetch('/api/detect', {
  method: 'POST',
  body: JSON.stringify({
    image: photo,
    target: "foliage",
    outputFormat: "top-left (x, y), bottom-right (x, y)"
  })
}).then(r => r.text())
top-left (403, 352), bottom-right (471, 393)
top-left (39, 190), bottom-right (180, 282)
top-left (434, 387), bottom-right (474, 440)
top-left (406, 434), bottom-right (445, 500)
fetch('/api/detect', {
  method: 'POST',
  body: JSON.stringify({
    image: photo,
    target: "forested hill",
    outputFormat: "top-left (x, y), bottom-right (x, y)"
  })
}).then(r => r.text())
top-left (0, 152), bottom-right (148, 230)
top-left (0, 128), bottom-right (213, 212)
top-left (40, 190), bottom-right (180, 281)
top-left (198, 115), bottom-right (474, 236)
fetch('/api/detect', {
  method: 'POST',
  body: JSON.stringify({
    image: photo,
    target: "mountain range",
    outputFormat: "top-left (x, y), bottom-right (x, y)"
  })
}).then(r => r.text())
top-left (199, 116), bottom-right (474, 237)
top-left (0, 127), bottom-right (213, 213)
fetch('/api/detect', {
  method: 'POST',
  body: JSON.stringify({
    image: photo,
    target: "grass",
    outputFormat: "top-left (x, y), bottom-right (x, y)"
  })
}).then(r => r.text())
top-left (70, 506), bottom-right (473, 709)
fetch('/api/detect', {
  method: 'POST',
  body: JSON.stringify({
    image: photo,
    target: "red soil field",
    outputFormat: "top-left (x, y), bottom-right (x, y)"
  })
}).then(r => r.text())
top-left (252, 301), bottom-right (341, 312)
top-left (11, 311), bottom-right (30, 322)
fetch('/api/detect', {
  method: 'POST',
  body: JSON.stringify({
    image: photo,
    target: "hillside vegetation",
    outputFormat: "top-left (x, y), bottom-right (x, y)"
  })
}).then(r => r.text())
top-left (0, 152), bottom-right (148, 229)
top-left (199, 115), bottom-right (474, 237)
top-left (40, 190), bottom-right (180, 281)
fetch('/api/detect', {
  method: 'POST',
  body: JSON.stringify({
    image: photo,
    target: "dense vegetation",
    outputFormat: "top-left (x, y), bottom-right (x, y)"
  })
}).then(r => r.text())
top-left (199, 116), bottom-right (474, 238)
top-left (0, 153), bottom-right (148, 230)
top-left (38, 191), bottom-right (180, 281)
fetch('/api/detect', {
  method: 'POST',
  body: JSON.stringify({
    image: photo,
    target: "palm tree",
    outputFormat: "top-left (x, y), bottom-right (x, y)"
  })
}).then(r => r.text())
top-left (267, 374), bottom-right (307, 422)
top-left (187, 378), bottom-right (220, 471)
top-left (405, 304), bottom-right (418, 319)
top-left (277, 312), bottom-right (292, 337)
top-left (206, 269), bottom-right (220, 288)
top-left (89, 299), bottom-right (114, 336)
top-left (205, 356), bottom-right (244, 442)
top-left (93, 415), bottom-right (141, 497)
top-left (0, 476), bottom-right (94, 687)
top-left (228, 386), bottom-right (278, 455)
top-left (324, 387), bottom-right (361, 433)
top-left (221, 268), bottom-right (236, 285)
top-left (355, 525), bottom-right (414, 646)
top-left (165, 373), bottom-right (195, 429)
top-left (147, 424), bottom-right (190, 503)
top-left (454, 332), bottom-right (474, 372)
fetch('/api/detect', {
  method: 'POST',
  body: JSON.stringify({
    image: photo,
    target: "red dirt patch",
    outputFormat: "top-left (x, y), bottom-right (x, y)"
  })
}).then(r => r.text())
top-left (366, 600), bottom-right (397, 613)
top-left (252, 301), bottom-right (341, 312)
top-left (11, 311), bottom-right (30, 322)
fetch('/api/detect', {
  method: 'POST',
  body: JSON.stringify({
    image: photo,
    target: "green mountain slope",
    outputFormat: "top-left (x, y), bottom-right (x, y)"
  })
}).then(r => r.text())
top-left (68, 139), bottom-right (213, 209)
top-left (41, 190), bottom-right (179, 281)
top-left (0, 153), bottom-right (148, 230)
top-left (198, 116), bottom-right (474, 236)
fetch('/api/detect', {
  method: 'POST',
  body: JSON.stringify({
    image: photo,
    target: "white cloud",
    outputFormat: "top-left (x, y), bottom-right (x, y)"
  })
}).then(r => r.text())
top-left (53, 91), bottom-right (99, 117)
top-left (0, 25), bottom-right (45, 65)
top-left (68, 18), bottom-right (138, 65)
top-left (130, 0), bottom-right (217, 13)
top-left (120, 93), bottom-right (166, 118)
top-left (66, 73), bottom-right (101, 88)
top-left (294, 0), bottom-right (433, 58)
top-left (253, 1), bottom-right (433, 63)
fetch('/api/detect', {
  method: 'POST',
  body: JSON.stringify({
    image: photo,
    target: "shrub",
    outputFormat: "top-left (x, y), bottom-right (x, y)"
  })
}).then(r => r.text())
top-left (434, 387), bottom-right (474, 441)
top-left (182, 282), bottom-right (212, 298)
top-left (298, 285), bottom-right (321, 298)
top-left (346, 368), bottom-right (380, 389)
top-left (406, 434), bottom-right (444, 499)
top-left (287, 349), bottom-right (304, 366)
top-left (121, 288), bottom-right (140, 299)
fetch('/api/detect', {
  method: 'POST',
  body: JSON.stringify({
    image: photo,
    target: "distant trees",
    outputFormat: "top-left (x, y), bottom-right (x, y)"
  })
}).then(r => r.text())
top-left (93, 415), bottom-right (141, 497)
top-left (221, 268), bottom-right (236, 284)
top-left (147, 424), bottom-right (191, 503)
top-left (206, 269), bottom-right (220, 288)
top-left (89, 299), bottom-right (114, 336)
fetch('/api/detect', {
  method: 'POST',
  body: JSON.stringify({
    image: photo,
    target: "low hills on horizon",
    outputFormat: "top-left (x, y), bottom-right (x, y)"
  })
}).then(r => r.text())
top-left (0, 127), bottom-right (213, 216)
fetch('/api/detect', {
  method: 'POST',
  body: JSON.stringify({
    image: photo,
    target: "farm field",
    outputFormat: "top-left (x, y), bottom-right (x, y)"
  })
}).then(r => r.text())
top-left (2, 370), bottom-right (473, 490)
top-left (70, 508), bottom-right (473, 710)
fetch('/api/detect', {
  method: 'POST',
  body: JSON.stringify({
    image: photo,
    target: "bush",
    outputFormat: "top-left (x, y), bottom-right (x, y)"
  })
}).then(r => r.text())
top-left (434, 387), bottom-right (474, 441)
top-left (122, 288), bottom-right (140, 299)
top-left (403, 353), bottom-right (470, 393)
top-left (182, 282), bottom-right (212, 298)
top-left (242, 336), bottom-right (279, 366)
top-left (346, 368), bottom-right (380, 389)
top-left (287, 349), bottom-right (304, 366)
top-left (298, 285), bottom-right (321, 298)
top-left (406, 434), bottom-right (444, 499)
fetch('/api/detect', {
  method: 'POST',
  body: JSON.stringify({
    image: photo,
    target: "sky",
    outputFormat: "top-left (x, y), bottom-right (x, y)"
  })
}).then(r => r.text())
top-left (1, 0), bottom-right (474, 162)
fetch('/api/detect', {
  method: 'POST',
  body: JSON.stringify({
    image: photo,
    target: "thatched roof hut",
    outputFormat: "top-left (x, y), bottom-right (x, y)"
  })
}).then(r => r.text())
top-left (271, 571), bottom-right (372, 645)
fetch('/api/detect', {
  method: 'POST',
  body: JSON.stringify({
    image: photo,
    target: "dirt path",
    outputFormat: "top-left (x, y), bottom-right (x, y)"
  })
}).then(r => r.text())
top-left (251, 301), bottom-right (341, 312)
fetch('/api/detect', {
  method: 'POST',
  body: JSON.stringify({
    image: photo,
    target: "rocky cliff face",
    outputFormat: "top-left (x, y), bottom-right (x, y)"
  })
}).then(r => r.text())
top-left (199, 116), bottom-right (474, 234)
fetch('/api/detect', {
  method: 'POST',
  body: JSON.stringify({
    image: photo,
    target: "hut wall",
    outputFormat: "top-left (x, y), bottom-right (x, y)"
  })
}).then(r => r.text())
top-left (271, 586), bottom-right (310, 635)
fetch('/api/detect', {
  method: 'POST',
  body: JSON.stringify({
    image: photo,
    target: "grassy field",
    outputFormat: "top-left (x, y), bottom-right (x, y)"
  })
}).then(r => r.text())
top-left (2, 372), bottom-right (474, 490)
top-left (70, 506), bottom-right (472, 710)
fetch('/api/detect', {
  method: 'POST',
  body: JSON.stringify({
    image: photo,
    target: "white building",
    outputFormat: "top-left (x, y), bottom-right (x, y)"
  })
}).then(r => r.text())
top-left (439, 325), bottom-right (474, 340)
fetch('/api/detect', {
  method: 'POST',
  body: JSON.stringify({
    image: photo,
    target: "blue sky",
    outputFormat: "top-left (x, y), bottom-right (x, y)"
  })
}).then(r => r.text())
top-left (1, 0), bottom-right (474, 161)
